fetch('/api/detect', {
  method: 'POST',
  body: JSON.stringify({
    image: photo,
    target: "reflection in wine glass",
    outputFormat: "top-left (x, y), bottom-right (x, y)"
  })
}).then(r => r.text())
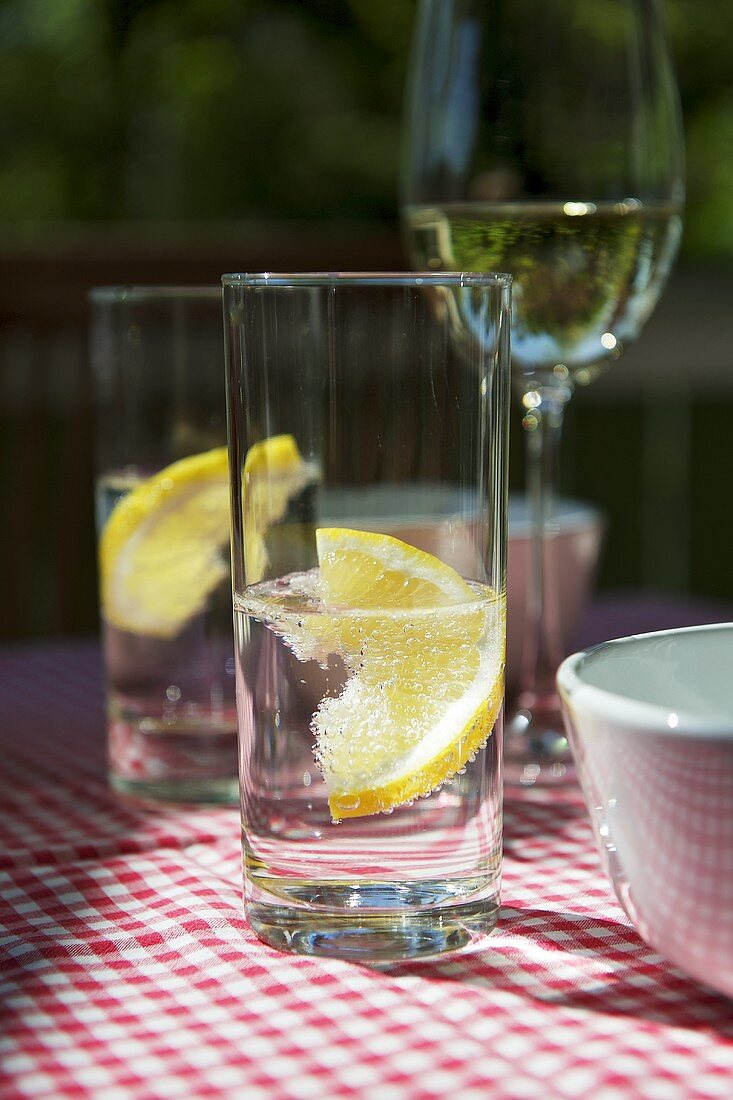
top-left (402, 0), bottom-right (684, 785)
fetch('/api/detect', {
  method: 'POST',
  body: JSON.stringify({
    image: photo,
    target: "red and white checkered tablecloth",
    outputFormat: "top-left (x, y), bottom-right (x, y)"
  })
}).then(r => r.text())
top-left (1, 639), bottom-right (732, 1100)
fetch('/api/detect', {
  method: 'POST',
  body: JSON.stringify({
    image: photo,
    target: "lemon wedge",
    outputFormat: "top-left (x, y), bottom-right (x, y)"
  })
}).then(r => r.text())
top-left (101, 435), bottom-right (307, 639)
top-left (311, 529), bottom-right (505, 821)
top-left (243, 433), bottom-right (311, 582)
top-left (316, 526), bottom-right (477, 608)
top-left (100, 447), bottom-right (230, 639)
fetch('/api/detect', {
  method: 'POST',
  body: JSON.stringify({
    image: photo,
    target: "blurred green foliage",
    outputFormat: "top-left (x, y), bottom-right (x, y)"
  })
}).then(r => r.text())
top-left (0, 0), bottom-right (729, 258)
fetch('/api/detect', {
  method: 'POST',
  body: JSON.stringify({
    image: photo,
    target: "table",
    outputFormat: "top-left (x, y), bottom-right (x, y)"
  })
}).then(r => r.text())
top-left (2, 600), bottom-right (733, 1099)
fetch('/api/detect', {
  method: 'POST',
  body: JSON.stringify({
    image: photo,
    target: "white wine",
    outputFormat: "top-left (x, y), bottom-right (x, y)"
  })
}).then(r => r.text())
top-left (404, 200), bottom-right (682, 382)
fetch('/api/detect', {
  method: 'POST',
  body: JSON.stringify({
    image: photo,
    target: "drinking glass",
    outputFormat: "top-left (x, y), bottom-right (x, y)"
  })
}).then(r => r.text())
top-left (402, 0), bottom-right (684, 785)
top-left (90, 287), bottom-right (238, 806)
top-left (224, 272), bottom-right (510, 961)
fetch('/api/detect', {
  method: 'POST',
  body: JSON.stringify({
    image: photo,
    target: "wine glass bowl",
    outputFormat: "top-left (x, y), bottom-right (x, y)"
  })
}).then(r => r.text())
top-left (406, 199), bottom-right (682, 389)
top-left (402, 0), bottom-right (684, 785)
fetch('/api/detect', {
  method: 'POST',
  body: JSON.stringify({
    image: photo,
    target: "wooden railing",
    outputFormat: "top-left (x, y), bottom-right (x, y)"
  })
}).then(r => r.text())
top-left (0, 222), bottom-right (404, 639)
top-left (0, 223), bottom-right (730, 639)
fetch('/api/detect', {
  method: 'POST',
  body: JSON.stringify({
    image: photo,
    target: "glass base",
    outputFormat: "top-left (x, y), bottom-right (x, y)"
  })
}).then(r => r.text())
top-left (108, 714), bottom-right (239, 808)
top-left (504, 695), bottom-right (576, 788)
top-left (246, 879), bottom-right (500, 963)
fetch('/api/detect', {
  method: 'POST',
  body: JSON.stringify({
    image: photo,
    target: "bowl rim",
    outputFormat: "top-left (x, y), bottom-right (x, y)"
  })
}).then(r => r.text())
top-left (557, 621), bottom-right (733, 739)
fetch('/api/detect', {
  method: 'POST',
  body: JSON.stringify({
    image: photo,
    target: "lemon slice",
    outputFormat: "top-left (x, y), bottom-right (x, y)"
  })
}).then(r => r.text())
top-left (243, 434), bottom-right (311, 582)
top-left (100, 447), bottom-right (229, 638)
top-left (101, 434), bottom-right (307, 639)
top-left (316, 527), bottom-right (476, 608)
top-left (311, 529), bottom-right (505, 820)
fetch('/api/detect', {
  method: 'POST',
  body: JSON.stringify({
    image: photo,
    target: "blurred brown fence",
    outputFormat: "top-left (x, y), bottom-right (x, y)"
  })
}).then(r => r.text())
top-left (1, 224), bottom-right (732, 640)
top-left (0, 222), bottom-right (404, 640)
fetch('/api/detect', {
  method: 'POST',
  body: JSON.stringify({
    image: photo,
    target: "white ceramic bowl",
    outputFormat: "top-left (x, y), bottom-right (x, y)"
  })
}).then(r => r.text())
top-left (558, 624), bottom-right (733, 997)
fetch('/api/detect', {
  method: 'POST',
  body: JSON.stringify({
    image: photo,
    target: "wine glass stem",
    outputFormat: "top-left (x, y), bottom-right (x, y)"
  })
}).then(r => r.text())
top-left (518, 391), bottom-right (569, 716)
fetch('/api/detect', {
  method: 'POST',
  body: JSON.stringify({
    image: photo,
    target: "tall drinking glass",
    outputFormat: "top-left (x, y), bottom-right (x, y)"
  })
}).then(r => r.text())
top-left (402, 0), bottom-right (684, 785)
top-left (90, 287), bottom-right (238, 806)
top-left (224, 272), bottom-right (510, 961)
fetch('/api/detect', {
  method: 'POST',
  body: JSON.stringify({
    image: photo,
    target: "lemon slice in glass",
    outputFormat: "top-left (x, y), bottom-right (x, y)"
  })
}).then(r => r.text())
top-left (100, 435), bottom-right (306, 639)
top-left (243, 433), bottom-right (312, 582)
top-left (311, 528), bottom-right (505, 821)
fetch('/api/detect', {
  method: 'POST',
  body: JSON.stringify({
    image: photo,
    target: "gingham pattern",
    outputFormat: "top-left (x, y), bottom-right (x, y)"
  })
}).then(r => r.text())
top-left (2, 639), bottom-right (733, 1100)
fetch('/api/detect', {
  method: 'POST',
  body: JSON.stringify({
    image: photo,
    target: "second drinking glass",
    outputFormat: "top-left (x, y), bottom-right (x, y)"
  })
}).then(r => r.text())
top-left (91, 287), bottom-right (237, 806)
top-left (224, 272), bottom-right (510, 962)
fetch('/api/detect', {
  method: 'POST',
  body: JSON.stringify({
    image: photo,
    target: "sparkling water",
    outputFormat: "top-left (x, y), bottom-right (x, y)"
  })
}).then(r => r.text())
top-left (233, 569), bottom-right (505, 961)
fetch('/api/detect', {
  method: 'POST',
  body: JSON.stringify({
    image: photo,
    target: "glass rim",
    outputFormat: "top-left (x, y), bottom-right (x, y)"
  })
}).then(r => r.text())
top-left (88, 286), bottom-right (220, 304)
top-left (221, 271), bottom-right (512, 289)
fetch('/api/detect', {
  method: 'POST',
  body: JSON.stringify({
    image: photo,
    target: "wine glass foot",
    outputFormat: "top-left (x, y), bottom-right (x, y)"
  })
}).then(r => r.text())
top-left (504, 696), bottom-right (576, 788)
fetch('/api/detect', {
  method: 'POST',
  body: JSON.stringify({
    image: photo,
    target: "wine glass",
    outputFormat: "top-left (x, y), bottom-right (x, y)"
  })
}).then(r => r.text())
top-left (401, 0), bottom-right (684, 785)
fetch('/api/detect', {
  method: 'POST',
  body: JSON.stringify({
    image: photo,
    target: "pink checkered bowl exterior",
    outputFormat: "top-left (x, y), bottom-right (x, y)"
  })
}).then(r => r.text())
top-left (558, 623), bottom-right (733, 999)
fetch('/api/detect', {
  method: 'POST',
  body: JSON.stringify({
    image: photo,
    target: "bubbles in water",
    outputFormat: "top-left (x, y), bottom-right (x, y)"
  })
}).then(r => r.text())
top-left (240, 567), bottom-right (503, 824)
